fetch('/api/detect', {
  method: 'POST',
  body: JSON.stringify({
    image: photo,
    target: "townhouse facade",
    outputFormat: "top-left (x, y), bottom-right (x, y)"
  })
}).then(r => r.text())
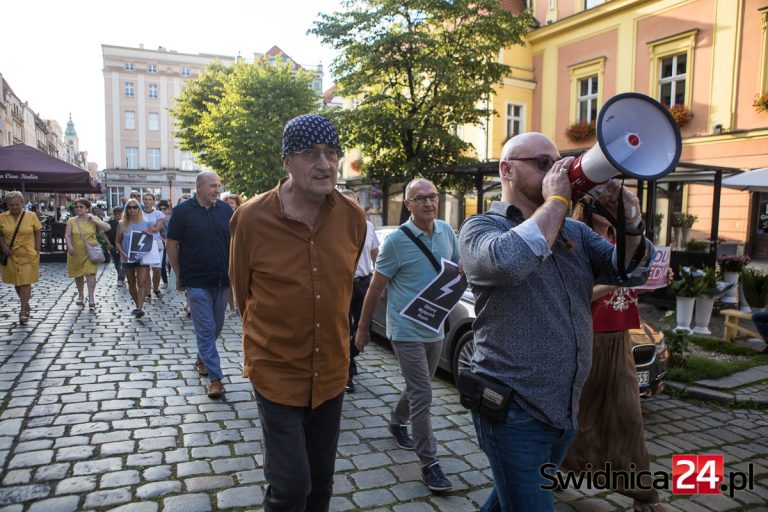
top-left (478, 0), bottom-right (768, 258)
top-left (0, 72), bottom-right (95, 179)
top-left (102, 44), bottom-right (325, 208)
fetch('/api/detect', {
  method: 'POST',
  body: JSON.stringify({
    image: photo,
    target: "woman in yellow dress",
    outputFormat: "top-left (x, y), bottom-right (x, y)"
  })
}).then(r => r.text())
top-left (64, 197), bottom-right (111, 308)
top-left (1, 191), bottom-right (43, 325)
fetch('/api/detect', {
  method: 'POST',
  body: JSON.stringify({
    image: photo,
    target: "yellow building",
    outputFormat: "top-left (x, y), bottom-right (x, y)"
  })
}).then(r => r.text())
top-left (498, 0), bottom-right (768, 258)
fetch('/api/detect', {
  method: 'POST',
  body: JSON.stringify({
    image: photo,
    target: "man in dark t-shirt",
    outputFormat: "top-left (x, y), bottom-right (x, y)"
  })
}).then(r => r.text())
top-left (106, 207), bottom-right (124, 285)
top-left (166, 171), bottom-right (233, 399)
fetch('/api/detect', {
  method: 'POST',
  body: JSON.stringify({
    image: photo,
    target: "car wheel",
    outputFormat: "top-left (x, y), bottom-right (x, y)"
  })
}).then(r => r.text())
top-left (452, 331), bottom-right (476, 382)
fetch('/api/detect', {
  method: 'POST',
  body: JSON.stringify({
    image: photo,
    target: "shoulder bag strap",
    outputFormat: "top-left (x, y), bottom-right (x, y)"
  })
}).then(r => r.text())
top-left (7, 211), bottom-right (26, 250)
top-left (74, 217), bottom-right (90, 245)
top-left (399, 225), bottom-right (441, 273)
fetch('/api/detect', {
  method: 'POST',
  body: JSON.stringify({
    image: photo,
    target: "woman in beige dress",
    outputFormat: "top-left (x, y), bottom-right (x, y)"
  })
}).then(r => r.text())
top-left (64, 197), bottom-right (111, 308)
top-left (0, 191), bottom-right (43, 324)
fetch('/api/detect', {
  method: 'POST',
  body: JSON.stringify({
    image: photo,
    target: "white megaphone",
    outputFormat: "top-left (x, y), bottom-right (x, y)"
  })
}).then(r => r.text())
top-left (567, 92), bottom-right (681, 194)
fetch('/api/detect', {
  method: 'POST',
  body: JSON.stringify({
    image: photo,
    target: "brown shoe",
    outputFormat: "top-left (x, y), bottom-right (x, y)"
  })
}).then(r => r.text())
top-left (195, 360), bottom-right (208, 376)
top-left (207, 380), bottom-right (224, 399)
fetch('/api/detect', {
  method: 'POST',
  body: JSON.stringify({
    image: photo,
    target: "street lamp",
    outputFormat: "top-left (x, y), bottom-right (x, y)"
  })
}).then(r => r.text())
top-left (167, 172), bottom-right (176, 204)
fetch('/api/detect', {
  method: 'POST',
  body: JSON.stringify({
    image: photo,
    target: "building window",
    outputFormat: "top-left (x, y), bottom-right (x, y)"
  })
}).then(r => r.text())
top-left (148, 83), bottom-right (158, 99)
top-left (181, 67), bottom-right (191, 77)
top-left (761, 8), bottom-right (768, 93)
top-left (125, 147), bottom-right (139, 169)
top-left (147, 148), bottom-right (161, 170)
top-left (506, 103), bottom-right (525, 138)
top-left (148, 112), bottom-right (159, 131)
top-left (124, 82), bottom-right (134, 97)
top-left (148, 64), bottom-right (157, 73)
top-left (124, 111), bottom-right (136, 130)
top-left (659, 53), bottom-right (687, 106)
top-left (577, 75), bottom-right (599, 123)
top-left (124, 63), bottom-right (134, 71)
top-left (585, 0), bottom-right (605, 8)
top-left (108, 186), bottom-right (124, 208)
top-left (312, 78), bottom-right (322, 92)
top-left (648, 29), bottom-right (697, 109)
top-left (568, 57), bottom-right (605, 126)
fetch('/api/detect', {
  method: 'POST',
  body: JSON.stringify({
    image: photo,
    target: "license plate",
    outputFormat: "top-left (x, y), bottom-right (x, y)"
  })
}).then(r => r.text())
top-left (637, 371), bottom-right (650, 387)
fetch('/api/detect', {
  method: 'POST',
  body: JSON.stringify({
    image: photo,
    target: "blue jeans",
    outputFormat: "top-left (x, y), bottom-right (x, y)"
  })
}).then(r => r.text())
top-left (752, 310), bottom-right (768, 342)
top-left (472, 402), bottom-right (576, 512)
top-left (187, 286), bottom-right (229, 382)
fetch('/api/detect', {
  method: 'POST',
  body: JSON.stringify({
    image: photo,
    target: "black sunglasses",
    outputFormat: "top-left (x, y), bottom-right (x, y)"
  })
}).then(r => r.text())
top-left (505, 156), bottom-right (557, 172)
top-left (126, 205), bottom-right (139, 210)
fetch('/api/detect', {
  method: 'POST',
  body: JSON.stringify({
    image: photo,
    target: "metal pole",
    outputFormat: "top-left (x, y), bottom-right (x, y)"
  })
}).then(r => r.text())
top-left (711, 169), bottom-right (722, 265)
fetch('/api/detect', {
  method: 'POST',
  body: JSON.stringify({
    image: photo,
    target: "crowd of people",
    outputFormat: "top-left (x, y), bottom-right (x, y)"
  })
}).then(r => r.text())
top-left (2, 114), bottom-right (761, 511)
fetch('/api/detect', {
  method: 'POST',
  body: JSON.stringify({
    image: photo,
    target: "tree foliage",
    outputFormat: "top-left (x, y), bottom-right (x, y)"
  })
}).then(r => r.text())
top-left (172, 57), bottom-right (318, 196)
top-left (311, 0), bottom-right (532, 189)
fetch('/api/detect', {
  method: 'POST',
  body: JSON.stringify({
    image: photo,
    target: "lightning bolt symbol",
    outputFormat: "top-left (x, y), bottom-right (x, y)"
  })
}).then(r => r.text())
top-left (437, 274), bottom-right (462, 301)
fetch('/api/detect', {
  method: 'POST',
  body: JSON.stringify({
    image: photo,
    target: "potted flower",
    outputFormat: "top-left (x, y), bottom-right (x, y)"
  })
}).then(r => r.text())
top-left (691, 266), bottom-right (734, 335)
top-left (565, 121), bottom-right (596, 143)
top-left (668, 266), bottom-right (705, 333)
top-left (740, 267), bottom-right (768, 310)
top-left (668, 104), bottom-right (694, 128)
top-left (753, 92), bottom-right (768, 114)
top-left (671, 213), bottom-right (697, 249)
top-left (718, 254), bottom-right (750, 305)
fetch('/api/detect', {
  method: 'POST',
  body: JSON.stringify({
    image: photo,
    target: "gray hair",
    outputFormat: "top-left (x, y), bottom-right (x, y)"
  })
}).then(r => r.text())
top-left (4, 191), bottom-right (23, 203)
top-left (404, 178), bottom-right (436, 199)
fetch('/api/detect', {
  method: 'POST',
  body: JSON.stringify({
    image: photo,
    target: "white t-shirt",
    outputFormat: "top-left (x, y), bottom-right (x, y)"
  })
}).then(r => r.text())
top-left (143, 208), bottom-right (165, 243)
top-left (355, 220), bottom-right (380, 278)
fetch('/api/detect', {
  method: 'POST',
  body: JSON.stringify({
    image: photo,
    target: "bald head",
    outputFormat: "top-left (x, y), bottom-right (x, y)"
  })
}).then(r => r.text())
top-left (195, 171), bottom-right (222, 208)
top-left (404, 178), bottom-right (436, 200)
top-left (501, 132), bottom-right (556, 161)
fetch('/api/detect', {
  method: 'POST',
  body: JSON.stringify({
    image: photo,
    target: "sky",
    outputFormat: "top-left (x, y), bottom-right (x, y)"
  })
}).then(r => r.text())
top-left (1, 0), bottom-right (345, 170)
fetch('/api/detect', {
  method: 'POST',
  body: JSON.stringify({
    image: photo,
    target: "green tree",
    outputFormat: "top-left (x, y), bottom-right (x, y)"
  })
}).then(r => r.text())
top-left (172, 57), bottom-right (318, 196)
top-left (311, 0), bottom-right (532, 189)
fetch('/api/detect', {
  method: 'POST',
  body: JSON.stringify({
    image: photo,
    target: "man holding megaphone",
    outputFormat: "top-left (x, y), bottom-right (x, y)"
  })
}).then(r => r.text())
top-left (458, 129), bottom-right (657, 511)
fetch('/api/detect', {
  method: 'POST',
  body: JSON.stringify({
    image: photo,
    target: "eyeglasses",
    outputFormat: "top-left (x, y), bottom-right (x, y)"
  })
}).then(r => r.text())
top-left (505, 156), bottom-right (557, 172)
top-left (126, 206), bottom-right (139, 210)
top-left (295, 147), bottom-right (342, 164)
top-left (406, 193), bottom-right (439, 204)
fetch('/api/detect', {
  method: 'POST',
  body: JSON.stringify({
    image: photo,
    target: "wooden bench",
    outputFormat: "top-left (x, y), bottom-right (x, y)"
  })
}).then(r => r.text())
top-left (721, 309), bottom-right (761, 342)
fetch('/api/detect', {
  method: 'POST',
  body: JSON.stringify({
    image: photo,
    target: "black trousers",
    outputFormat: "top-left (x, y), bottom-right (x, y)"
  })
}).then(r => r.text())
top-left (255, 390), bottom-right (344, 512)
top-left (348, 274), bottom-right (371, 377)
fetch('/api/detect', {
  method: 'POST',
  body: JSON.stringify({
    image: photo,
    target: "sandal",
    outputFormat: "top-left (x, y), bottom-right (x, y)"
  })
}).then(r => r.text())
top-left (19, 312), bottom-right (28, 325)
top-left (89, 302), bottom-right (96, 309)
top-left (75, 298), bottom-right (84, 306)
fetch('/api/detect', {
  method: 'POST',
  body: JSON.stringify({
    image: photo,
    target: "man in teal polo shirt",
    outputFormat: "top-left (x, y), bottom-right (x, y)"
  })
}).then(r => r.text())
top-left (356, 178), bottom-right (459, 493)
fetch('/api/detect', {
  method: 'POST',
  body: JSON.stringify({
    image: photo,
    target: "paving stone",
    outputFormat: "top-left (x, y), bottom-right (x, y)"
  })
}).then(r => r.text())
top-left (100, 470), bottom-right (140, 489)
top-left (177, 460), bottom-right (212, 478)
top-left (216, 485), bottom-right (263, 509)
top-left (72, 457), bottom-right (123, 475)
top-left (190, 445), bottom-right (231, 458)
top-left (143, 465), bottom-right (173, 481)
top-left (26, 495), bottom-right (80, 512)
top-left (108, 503), bottom-right (159, 512)
top-left (7, 450), bottom-right (54, 469)
top-left (32, 463), bottom-right (70, 482)
top-left (185, 475), bottom-right (235, 492)
top-left (56, 445), bottom-right (96, 461)
top-left (163, 493), bottom-right (212, 512)
top-left (0, 484), bottom-right (51, 505)
top-left (127, 451), bottom-right (163, 467)
top-left (352, 488), bottom-right (398, 508)
top-left (83, 487), bottom-right (132, 508)
top-left (2, 471), bottom-right (31, 486)
top-left (135, 480), bottom-right (182, 498)
top-left (211, 456), bottom-right (255, 473)
top-left (55, 476), bottom-right (98, 494)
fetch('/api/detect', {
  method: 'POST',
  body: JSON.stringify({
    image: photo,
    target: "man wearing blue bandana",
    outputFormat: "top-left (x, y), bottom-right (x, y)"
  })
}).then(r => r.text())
top-left (230, 114), bottom-right (367, 512)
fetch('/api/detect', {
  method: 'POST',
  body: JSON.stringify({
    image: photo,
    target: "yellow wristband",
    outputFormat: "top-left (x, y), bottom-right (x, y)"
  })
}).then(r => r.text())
top-left (548, 195), bottom-right (570, 208)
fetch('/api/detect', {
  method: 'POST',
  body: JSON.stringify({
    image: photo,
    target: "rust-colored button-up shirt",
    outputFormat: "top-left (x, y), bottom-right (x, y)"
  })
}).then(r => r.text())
top-left (229, 181), bottom-right (366, 408)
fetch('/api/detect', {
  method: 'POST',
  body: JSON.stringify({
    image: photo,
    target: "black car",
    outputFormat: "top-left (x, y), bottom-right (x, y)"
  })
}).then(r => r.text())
top-left (370, 227), bottom-right (668, 397)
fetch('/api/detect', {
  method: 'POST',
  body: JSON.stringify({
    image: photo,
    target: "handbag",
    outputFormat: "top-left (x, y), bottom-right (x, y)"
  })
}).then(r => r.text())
top-left (74, 218), bottom-right (106, 263)
top-left (1, 211), bottom-right (25, 266)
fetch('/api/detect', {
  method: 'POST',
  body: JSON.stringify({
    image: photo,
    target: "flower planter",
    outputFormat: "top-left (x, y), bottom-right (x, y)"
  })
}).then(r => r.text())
top-left (692, 297), bottom-right (715, 335)
top-left (675, 296), bottom-right (695, 333)
top-left (722, 271), bottom-right (739, 304)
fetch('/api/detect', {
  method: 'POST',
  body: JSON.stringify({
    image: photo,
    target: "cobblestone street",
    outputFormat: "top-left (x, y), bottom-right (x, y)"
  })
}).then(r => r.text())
top-left (0, 263), bottom-right (766, 511)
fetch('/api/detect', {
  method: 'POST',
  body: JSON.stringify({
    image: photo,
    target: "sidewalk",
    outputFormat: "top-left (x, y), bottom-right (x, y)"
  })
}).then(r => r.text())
top-left (0, 264), bottom-right (766, 511)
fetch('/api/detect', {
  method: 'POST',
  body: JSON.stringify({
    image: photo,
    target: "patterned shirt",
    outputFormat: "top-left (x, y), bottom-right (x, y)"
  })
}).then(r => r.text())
top-left (459, 201), bottom-right (654, 430)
